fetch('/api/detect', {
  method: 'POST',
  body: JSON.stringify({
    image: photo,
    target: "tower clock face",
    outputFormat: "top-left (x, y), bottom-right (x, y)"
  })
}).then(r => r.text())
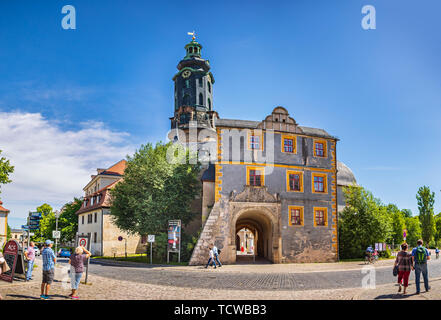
top-left (182, 70), bottom-right (191, 78)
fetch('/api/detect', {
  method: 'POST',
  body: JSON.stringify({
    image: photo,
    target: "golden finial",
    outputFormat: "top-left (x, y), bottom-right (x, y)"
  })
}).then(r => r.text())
top-left (187, 31), bottom-right (196, 41)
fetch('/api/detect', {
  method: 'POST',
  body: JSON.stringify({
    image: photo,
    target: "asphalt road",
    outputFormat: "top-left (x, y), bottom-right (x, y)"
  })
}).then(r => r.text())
top-left (51, 256), bottom-right (441, 291)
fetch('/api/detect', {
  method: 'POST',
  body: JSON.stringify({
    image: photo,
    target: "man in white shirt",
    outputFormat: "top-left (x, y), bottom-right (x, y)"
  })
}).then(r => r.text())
top-left (212, 245), bottom-right (222, 267)
top-left (204, 247), bottom-right (217, 269)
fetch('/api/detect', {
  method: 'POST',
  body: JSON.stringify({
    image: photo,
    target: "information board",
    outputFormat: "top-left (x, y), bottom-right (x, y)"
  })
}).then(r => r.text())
top-left (0, 240), bottom-right (19, 282)
top-left (167, 220), bottom-right (181, 263)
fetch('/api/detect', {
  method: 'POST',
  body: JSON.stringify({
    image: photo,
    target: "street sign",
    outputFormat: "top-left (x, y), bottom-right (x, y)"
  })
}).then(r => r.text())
top-left (78, 237), bottom-right (88, 248)
top-left (29, 212), bottom-right (42, 218)
top-left (52, 231), bottom-right (61, 239)
top-left (29, 216), bottom-right (42, 221)
top-left (29, 220), bottom-right (40, 226)
top-left (403, 229), bottom-right (407, 240)
top-left (27, 226), bottom-right (39, 230)
top-left (148, 235), bottom-right (155, 243)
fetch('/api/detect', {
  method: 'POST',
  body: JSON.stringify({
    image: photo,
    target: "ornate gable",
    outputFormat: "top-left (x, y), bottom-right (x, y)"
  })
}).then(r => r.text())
top-left (257, 106), bottom-right (303, 134)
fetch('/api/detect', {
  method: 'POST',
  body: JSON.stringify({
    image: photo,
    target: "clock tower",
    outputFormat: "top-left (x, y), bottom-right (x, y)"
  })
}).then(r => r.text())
top-left (170, 37), bottom-right (218, 131)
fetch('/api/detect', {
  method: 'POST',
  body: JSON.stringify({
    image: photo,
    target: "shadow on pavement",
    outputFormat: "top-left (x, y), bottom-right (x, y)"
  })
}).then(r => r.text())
top-left (374, 292), bottom-right (419, 300)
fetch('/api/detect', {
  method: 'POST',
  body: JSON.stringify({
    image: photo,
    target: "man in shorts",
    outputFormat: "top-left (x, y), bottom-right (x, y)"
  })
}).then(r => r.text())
top-left (41, 240), bottom-right (56, 299)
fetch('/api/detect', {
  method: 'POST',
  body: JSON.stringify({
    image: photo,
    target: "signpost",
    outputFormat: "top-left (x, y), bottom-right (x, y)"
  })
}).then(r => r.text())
top-left (76, 234), bottom-right (91, 284)
top-left (54, 210), bottom-right (61, 256)
top-left (148, 235), bottom-right (155, 265)
top-left (118, 236), bottom-right (127, 258)
top-left (403, 229), bottom-right (407, 242)
top-left (0, 239), bottom-right (25, 283)
top-left (167, 220), bottom-right (181, 263)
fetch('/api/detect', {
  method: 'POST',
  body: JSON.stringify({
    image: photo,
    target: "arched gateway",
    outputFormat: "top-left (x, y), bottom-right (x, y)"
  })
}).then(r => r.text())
top-left (189, 186), bottom-right (282, 265)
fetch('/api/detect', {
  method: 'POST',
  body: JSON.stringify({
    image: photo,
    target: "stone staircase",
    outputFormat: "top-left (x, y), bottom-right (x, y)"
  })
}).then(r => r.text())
top-left (189, 200), bottom-right (223, 265)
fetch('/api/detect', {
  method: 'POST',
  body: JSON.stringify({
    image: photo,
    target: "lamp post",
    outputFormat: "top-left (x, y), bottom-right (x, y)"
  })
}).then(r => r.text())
top-left (55, 210), bottom-right (60, 255)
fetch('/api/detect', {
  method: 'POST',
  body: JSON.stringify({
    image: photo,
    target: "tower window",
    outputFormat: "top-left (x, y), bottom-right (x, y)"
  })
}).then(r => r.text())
top-left (198, 78), bottom-right (203, 87)
top-left (208, 98), bottom-right (211, 110)
top-left (199, 93), bottom-right (204, 106)
top-left (208, 82), bottom-right (211, 93)
top-left (189, 47), bottom-right (193, 54)
top-left (185, 80), bottom-right (190, 88)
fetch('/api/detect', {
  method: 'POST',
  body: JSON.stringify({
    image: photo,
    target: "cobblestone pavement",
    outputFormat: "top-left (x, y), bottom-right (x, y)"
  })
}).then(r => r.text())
top-left (1, 258), bottom-right (441, 300)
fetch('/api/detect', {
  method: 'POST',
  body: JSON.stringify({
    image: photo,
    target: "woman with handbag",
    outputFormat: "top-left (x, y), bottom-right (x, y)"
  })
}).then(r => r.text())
top-left (393, 243), bottom-right (413, 294)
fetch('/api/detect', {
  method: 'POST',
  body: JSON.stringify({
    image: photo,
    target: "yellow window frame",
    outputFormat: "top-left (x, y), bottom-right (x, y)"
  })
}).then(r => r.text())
top-left (281, 134), bottom-right (296, 154)
top-left (288, 206), bottom-right (304, 226)
top-left (247, 130), bottom-right (264, 151)
top-left (286, 170), bottom-right (304, 192)
top-left (313, 207), bottom-right (328, 227)
top-left (311, 172), bottom-right (328, 194)
top-left (313, 139), bottom-right (327, 158)
top-left (246, 166), bottom-right (265, 186)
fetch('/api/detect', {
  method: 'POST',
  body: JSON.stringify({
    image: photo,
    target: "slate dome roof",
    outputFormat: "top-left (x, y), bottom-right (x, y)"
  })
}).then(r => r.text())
top-left (337, 161), bottom-right (357, 187)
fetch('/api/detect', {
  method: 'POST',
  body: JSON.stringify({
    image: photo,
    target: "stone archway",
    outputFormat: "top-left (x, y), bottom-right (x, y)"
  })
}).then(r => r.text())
top-left (230, 205), bottom-right (281, 263)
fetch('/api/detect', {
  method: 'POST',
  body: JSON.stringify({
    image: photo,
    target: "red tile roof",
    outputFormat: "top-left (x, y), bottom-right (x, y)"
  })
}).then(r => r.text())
top-left (0, 201), bottom-right (10, 213)
top-left (75, 180), bottom-right (121, 215)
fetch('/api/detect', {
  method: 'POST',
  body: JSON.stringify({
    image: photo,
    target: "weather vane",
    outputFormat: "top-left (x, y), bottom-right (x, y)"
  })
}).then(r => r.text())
top-left (187, 31), bottom-right (196, 41)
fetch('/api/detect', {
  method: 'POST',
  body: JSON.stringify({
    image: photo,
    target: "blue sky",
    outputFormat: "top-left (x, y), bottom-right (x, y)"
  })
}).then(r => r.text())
top-left (0, 0), bottom-right (440, 228)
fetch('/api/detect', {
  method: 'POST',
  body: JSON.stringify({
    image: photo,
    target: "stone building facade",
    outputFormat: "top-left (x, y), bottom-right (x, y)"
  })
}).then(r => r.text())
top-left (168, 38), bottom-right (360, 265)
top-left (76, 160), bottom-right (145, 256)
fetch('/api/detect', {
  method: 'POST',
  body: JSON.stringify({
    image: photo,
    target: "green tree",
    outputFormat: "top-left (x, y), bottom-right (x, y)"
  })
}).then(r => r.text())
top-left (0, 150), bottom-right (14, 197)
top-left (6, 224), bottom-right (11, 240)
top-left (387, 204), bottom-right (406, 247)
top-left (405, 216), bottom-right (422, 247)
top-left (434, 215), bottom-right (441, 246)
top-left (401, 209), bottom-right (413, 218)
top-left (110, 142), bottom-right (200, 238)
top-left (58, 198), bottom-right (82, 243)
top-left (338, 186), bottom-right (392, 259)
top-left (416, 186), bottom-right (436, 244)
top-left (31, 204), bottom-right (55, 243)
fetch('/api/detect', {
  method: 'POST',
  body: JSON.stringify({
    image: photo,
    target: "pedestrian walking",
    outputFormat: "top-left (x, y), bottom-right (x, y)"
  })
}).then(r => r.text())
top-left (411, 239), bottom-right (431, 294)
top-left (435, 248), bottom-right (439, 259)
top-left (40, 240), bottom-right (56, 300)
top-left (204, 247), bottom-right (217, 269)
top-left (394, 243), bottom-right (413, 294)
top-left (212, 244), bottom-right (222, 267)
top-left (24, 241), bottom-right (36, 281)
top-left (68, 246), bottom-right (91, 299)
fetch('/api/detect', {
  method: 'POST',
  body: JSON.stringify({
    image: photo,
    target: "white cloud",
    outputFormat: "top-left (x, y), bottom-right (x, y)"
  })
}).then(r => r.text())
top-left (0, 111), bottom-right (134, 224)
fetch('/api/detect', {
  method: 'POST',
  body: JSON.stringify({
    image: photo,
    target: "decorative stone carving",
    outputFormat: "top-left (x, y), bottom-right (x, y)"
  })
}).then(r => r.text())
top-left (229, 185), bottom-right (280, 203)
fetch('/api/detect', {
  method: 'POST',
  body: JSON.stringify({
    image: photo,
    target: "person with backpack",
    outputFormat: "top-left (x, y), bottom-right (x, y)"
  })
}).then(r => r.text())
top-left (411, 239), bottom-right (431, 294)
top-left (393, 243), bottom-right (413, 294)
